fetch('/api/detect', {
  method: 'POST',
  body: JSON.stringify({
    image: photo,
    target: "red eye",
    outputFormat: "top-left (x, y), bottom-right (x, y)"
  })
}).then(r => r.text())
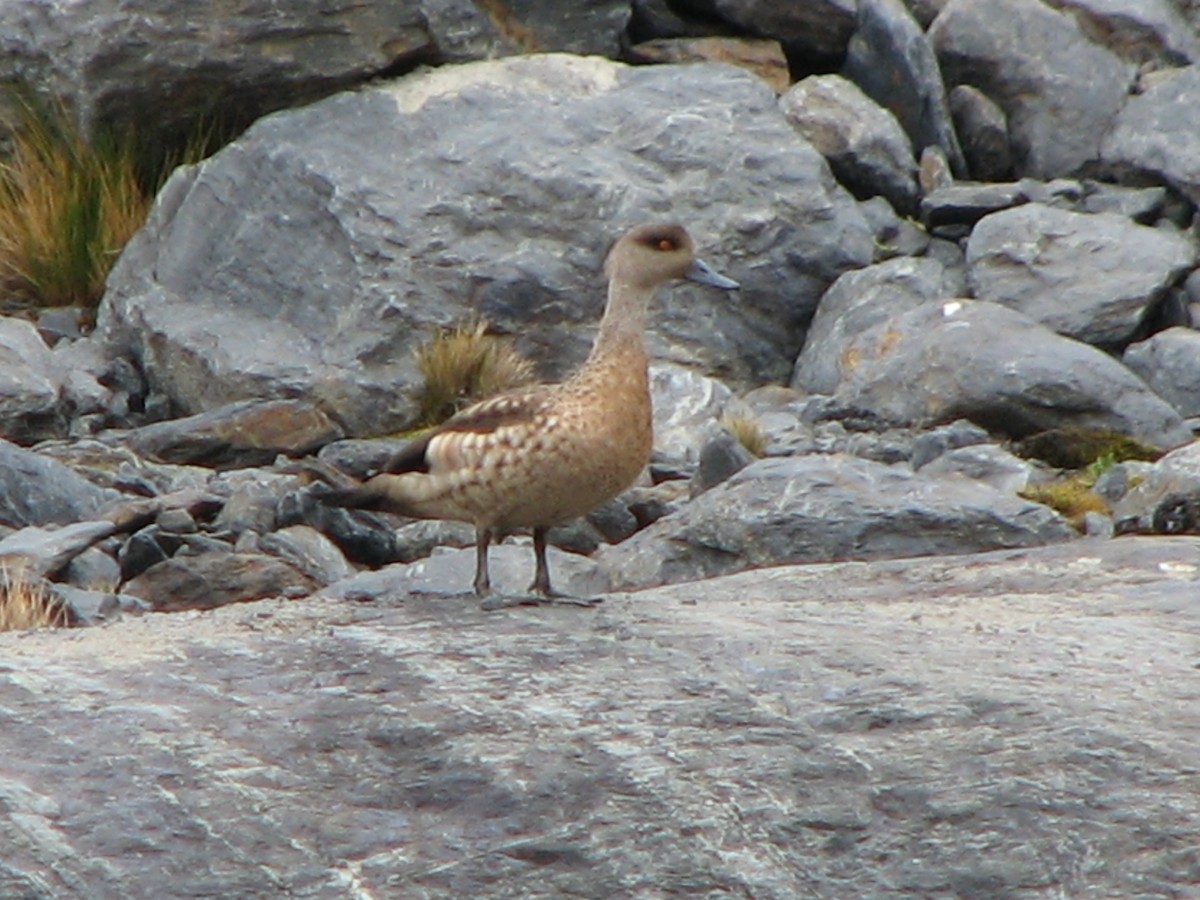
top-left (656, 238), bottom-right (676, 251)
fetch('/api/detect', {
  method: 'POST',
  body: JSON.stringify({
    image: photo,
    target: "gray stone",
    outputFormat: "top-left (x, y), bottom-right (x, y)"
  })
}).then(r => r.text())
top-left (1044, 0), bottom-right (1200, 66)
top-left (910, 418), bottom-right (992, 469)
top-left (0, 0), bottom-right (512, 144)
top-left (98, 56), bottom-right (874, 436)
top-left (257, 524), bottom-right (355, 586)
top-left (1102, 65), bottom-right (1200, 206)
top-left (0, 440), bottom-right (122, 527)
top-left (0, 317), bottom-right (64, 443)
top-left (930, 0), bottom-right (1136, 178)
top-left (919, 181), bottom-right (1025, 231)
top-left (1111, 442), bottom-right (1200, 533)
top-left (691, 430), bottom-right (757, 496)
top-left (650, 363), bottom-right (736, 466)
top-left (948, 84), bottom-right (1013, 181)
top-left (780, 74), bottom-right (920, 215)
top-left (0, 521), bottom-right (117, 580)
top-left (598, 454), bottom-right (1074, 590)
top-left (916, 444), bottom-right (1035, 494)
top-left (833, 300), bottom-right (1194, 450)
top-left (793, 255), bottom-right (966, 395)
top-left (211, 469), bottom-right (304, 536)
top-left (122, 551), bottom-right (319, 612)
top-left (2, 536), bottom-right (1198, 896)
top-left (624, 36), bottom-right (790, 92)
top-left (1124, 327), bottom-right (1200, 418)
top-left (965, 204), bottom-right (1196, 347)
top-left (843, 0), bottom-right (967, 177)
top-left (672, 0), bottom-right (857, 62)
top-left (123, 399), bottom-right (344, 468)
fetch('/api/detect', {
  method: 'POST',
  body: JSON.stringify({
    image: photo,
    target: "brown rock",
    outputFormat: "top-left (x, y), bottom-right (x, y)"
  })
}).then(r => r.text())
top-left (122, 551), bottom-right (318, 611)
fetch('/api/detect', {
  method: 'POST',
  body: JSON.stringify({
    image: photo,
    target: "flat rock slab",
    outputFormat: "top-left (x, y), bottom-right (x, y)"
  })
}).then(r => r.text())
top-left (1, 537), bottom-right (1198, 898)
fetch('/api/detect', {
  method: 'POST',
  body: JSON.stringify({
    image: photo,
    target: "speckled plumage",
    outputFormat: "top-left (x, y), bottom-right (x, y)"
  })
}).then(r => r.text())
top-left (323, 223), bottom-right (739, 600)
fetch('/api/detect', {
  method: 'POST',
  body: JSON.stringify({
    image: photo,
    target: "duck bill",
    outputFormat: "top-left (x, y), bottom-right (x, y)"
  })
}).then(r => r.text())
top-left (684, 258), bottom-right (740, 290)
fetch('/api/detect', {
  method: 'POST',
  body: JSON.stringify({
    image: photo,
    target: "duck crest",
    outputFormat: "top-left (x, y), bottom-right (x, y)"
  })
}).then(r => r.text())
top-left (320, 222), bottom-right (739, 603)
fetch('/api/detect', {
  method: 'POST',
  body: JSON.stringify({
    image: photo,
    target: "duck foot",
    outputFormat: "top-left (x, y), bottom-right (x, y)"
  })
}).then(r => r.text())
top-left (480, 592), bottom-right (603, 612)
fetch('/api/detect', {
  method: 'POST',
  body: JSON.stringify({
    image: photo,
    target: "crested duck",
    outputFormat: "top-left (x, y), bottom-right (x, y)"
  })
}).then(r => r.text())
top-left (322, 222), bottom-right (739, 604)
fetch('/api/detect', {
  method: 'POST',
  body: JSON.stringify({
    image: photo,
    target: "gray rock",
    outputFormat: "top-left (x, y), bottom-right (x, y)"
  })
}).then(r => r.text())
top-left (257, 524), bottom-right (355, 586)
top-left (0, 439), bottom-right (122, 527)
top-left (0, 521), bottom-right (117, 580)
top-left (1124, 327), bottom-right (1200, 418)
top-left (858, 195), bottom-right (932, 259)
top-left (672, 0), bottom-right (857, 62)
top-left (833, 299), bottom-right (1194, 449)
top-left (1, 536), bottom-right (1198, 897)
top-left (624, 36), bottom-right (790, 92)
top-left (1101, 65), bottom-right (1200, 205)
top-left (0, 317), bottom-right (64, 443)
top-left (1080, 182), bottom-right (1169, 222)
top-left (1111, 441), bottom-right (1200, 533)
top-left (910, 418), bottom-right (992, 469)
top-left (842, 0), bottom-right (967, 177)
top-left (598, 453), bottom-right (1074, 589)
top-left (122, 551), bottom-right (319, 612)
top-left (393, 518), bottom-right (478, 562)
top-left (691, 430), bottom-right (757, 496)
top-left (98, 56), bottom-right (874, 435)
top-left (965, 204), bottom-right (1196, 347)
top-left (919, 181), bottom-right (1026, 231)
top-left (1045, 0), bottom-right (1200, 66)
top-left (211, 469), bottom-right (304, 535)
top-left (793, 255), bottom-right (966, 395)
top-left (122, 399), bottom-right (344, 468)
top-left (780, 74), bottom-right (920, 215)
top-left (0, 0), bottom-right (512, 143)
top-left (948, 84), bottom-right (1013, 181)
top-left (930, 0), bottom-right (1136, 178)
top-left (916, 443), bottom-right (1035, 494)
top-left (650, 363), bottom-right (736, 466)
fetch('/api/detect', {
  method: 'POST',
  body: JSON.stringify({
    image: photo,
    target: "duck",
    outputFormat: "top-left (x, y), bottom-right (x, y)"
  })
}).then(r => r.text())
top-left (320, 222), bottom-right (739, 605)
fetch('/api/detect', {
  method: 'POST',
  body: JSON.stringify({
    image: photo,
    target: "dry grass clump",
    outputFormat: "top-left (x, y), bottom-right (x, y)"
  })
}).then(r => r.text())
top-left (722, 412), bottom-right (767, 458)
top-left (1020, 476), bottom-right (1110, 531)
top-left (0, 97), bottom-right (149, 310)
top-left (414, 319), bottom-right (535, 427)
top-left (0, 564), bottom-right (67, 632)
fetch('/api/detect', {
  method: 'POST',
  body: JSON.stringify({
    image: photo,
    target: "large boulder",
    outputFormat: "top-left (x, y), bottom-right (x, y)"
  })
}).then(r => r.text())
top-left (5, 536), bottom-right (1195, 897)
top-left (97, 54), bottom-right (874, 436)
top-left (965, 204), bottom-right (1196, 347)
top-left (1123, 327), bottom-right (1200, 419)
top-left (1102, 65), bottom-right (1200, 206)
top-left (597, 453), bottom-right (1075, 590)
top-left (831, 299), bottom-right (1193, 448)
top-left (792, 255), bottom-right (966, 395)
top-left (0, 0), bottom-right (511, 143)
top-left (929, 0), bottom-right (1135, 179)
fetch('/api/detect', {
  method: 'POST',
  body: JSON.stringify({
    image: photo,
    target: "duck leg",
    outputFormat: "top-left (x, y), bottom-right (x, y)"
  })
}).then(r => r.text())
top-left (479, 526), bottom-right (602, 610)
top-left (473, 527), bottom-right (493, 597)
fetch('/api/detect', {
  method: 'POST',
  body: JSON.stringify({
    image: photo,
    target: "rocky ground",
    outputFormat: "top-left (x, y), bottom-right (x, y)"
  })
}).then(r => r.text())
top-left (2, 537), bottom-right (1198, 898)
top-left (1, 0), bottom-right (1200, 895)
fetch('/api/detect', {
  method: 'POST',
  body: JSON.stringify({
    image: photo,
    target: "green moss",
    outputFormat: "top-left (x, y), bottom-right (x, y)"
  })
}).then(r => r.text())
top-left (1014, 426), bottom-right (1163, 470)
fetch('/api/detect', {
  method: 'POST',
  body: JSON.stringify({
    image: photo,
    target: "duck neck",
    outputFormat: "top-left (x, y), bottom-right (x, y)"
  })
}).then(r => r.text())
top-left (585, 277), bottom-right (653, 371)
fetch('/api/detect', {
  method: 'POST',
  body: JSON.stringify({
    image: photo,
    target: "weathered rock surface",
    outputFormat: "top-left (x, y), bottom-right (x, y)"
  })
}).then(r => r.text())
top-left (792, 255), bottom-right (966, 395)
top-left (780, 73), bottom-right (920, 215)
top-left (930, 0), bottom-right (1136, 179)
top-left (965, 203), bottom-right (1196, 347)
top-left (596, 453), bottom-right (1075, 589)
top-left (1124, 327), bottom-right (1200, 419)
top-left (831, 300), bottom-right (1194, 448)
top-left (2, 536), bottom-right (1198, 898)
top-left (97, 55), bottom-right (873, 436)
top-left (842, 0), bottom-right (966, 176)
top-left (1102, 64), bottom-right (1200, 205)
top-left (0, 0), bottom-right (509, 142)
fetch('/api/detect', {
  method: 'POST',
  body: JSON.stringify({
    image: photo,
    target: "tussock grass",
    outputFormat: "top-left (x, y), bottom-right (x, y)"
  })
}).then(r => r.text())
top-left (722, 412), bottom-right (767, 458)
top-left (0, 564), bottom-right (67, 632)
top-left (414, 319), bottom-right (535, 427)
top-left (0, 97), bottom-right (149, 309)
top-left (0, 95), bottom-right (225, 312)
top-left (1020, 478), bottom-right (1109, 530)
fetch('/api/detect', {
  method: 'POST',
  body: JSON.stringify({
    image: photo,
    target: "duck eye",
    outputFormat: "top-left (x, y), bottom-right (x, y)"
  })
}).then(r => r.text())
top-left (655, 238), bottom-right (677, 252)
